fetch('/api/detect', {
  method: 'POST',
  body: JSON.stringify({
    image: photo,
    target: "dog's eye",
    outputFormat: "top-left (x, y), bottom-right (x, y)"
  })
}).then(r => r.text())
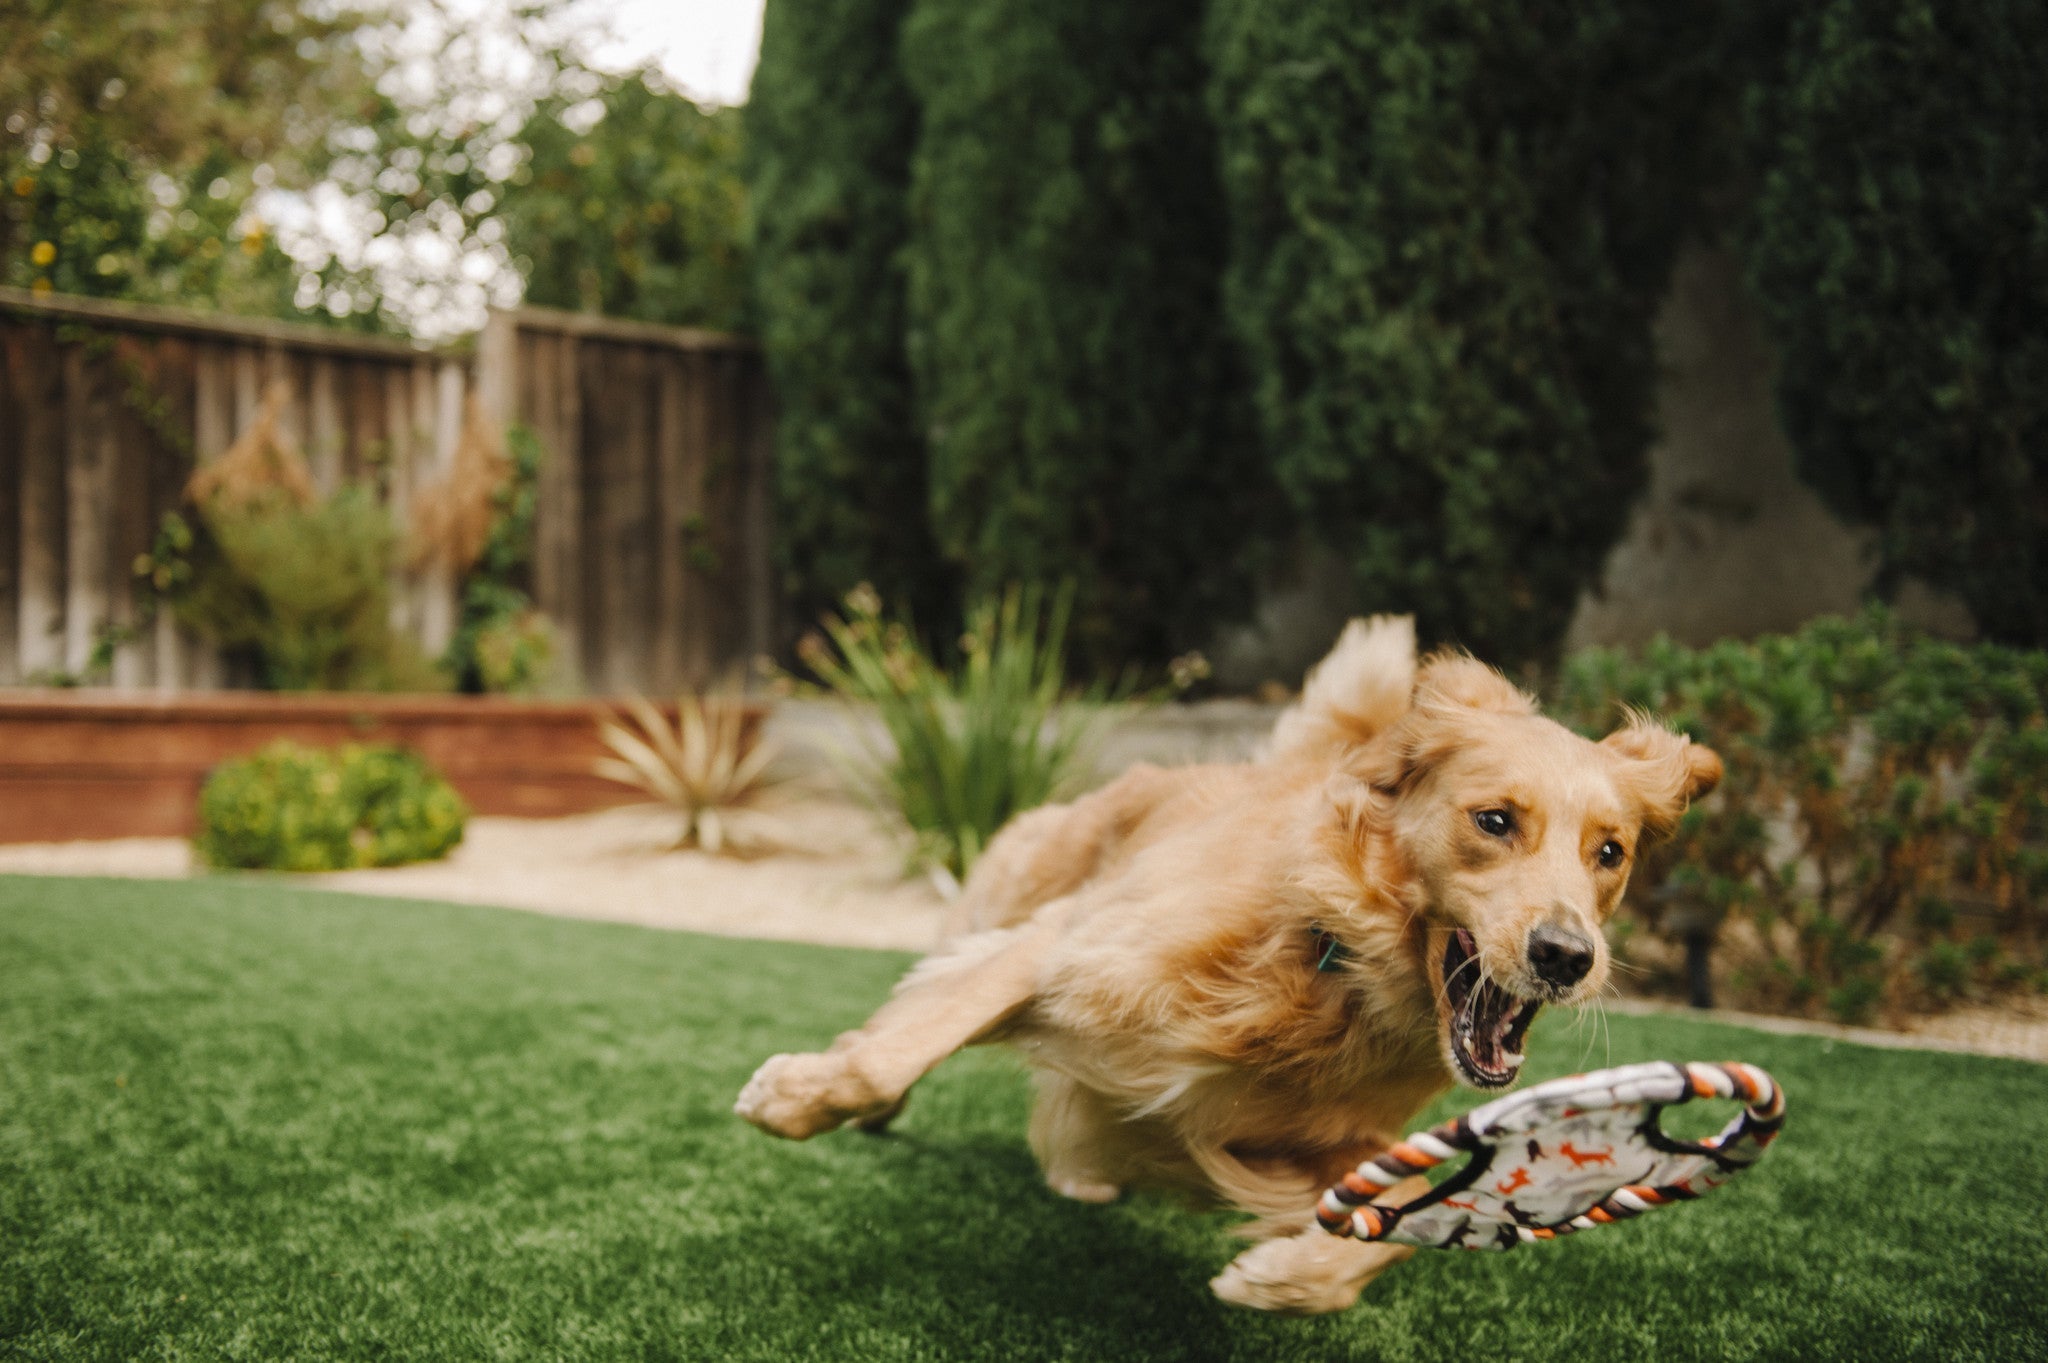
top-left (1598, 840), bottom-right (1627, 868)
top-left (1473, 809), bottom-right (1514, 838)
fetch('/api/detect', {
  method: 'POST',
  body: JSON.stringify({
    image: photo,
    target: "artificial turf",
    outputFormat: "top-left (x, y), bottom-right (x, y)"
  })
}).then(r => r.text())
top-left (1, 876), bottom-right (2043, 1362)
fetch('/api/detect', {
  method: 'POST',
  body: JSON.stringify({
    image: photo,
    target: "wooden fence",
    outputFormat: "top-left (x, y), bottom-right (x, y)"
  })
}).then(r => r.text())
top-left (0, 287), bottom-right (774, 695)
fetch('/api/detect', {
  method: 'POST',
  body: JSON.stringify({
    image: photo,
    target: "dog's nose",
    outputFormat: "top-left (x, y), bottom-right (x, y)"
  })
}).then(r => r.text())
top-left (1527, 924), bottom-right (1595, 989)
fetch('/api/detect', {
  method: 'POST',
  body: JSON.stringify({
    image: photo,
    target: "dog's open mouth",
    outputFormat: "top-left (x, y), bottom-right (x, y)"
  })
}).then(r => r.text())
top-left (1442, 929), bottom-right (1541, 1089)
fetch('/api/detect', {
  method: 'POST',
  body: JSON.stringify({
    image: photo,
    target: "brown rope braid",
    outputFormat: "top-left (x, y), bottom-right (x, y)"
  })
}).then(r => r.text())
top-left (1318, 1061), bottom-right (1785, 1251)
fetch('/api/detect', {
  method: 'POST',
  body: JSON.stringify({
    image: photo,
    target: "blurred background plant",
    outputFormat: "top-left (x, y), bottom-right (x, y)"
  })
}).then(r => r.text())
top-left (195, 739), bottom-right (468, 870)
top-left (594, 692), bottom-right (789, 854)
top-left (141, 383), bottom-right (442, 691)
top-left (0, 0), bottom-right (377, 316)
top-left (425, 419), bottom-right (558, 694)
top-left (796, 583), bottom-right (1135, 885)
top-left (1552, 608), bottom-right (2048, 1024)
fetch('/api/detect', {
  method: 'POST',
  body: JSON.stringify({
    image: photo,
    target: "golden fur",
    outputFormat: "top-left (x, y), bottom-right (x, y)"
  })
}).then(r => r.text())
top-left (736, 618), bottom-right (1721, 1313)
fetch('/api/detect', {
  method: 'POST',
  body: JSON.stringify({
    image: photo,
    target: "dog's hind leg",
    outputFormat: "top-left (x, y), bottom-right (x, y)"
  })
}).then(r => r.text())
top-left (735, 904), bottom-right (1070, 1141)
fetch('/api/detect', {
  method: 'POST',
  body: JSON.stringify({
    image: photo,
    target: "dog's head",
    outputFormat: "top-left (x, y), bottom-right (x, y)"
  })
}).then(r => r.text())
top-left (1351, 655), bottom-right (1721, 1091)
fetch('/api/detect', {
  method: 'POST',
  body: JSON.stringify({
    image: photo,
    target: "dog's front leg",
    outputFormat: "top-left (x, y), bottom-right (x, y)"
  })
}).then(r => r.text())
top-left (1210, 1175), bottom-right (1428, 1315)
top-left (735, 904), bottom-right (1069, 1140)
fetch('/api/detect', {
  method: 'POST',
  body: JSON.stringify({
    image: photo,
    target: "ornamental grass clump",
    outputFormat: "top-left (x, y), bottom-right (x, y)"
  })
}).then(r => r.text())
top-left (594, 693), bottom-right (791, 854)
top-left (196, 741), bottom-right (468, 872)
top-left (799, 584), bottom-right (1127, 882)
top-left (1551, 608), bottom-right (2048, 1023)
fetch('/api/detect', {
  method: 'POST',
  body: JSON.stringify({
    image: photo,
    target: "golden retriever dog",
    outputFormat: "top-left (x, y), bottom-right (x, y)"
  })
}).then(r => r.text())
top-left (735, 617), bottom-right (1720, 1313)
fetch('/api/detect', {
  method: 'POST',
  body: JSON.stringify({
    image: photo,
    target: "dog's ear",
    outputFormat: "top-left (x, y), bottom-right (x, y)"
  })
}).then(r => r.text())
top-left (1411, 653), bottom-right (1537, 717)
top-left (1602, 721), bottom-right (1723, 837)
top-left (1362, 653), bottom-right (1535, 791)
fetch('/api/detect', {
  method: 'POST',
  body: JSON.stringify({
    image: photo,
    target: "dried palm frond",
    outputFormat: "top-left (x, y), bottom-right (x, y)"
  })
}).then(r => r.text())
top-left (594, 693), bottom-right (790, 854)
top-left (409, 394), bottom-right (511, 572)
top-left (187, 380), bottom-right (317, 510)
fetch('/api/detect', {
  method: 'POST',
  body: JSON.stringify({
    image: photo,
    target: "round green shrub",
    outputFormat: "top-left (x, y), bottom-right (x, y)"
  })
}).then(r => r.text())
top-left (196, 742), bottom-right (469, 872)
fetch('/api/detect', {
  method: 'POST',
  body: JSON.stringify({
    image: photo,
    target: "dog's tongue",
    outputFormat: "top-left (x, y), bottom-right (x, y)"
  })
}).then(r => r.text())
top-left (1463, 979), bottom-right (1521, 1075)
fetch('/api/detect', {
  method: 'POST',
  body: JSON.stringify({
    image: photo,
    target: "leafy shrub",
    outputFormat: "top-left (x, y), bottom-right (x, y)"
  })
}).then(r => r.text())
top-left (901, 0), bottom-right (1270, 667)
top-left (167, 486), bottom-right (444, 692)
top-left (501, 73), bottom-right (749, 331)
top-left (595, 694), bottom-right (790, 854)
top-left (196, 742), bottom-right (468, 872)
top-left (798, 584), bottom-right (1124, 881)
top-left (745, 0), bottom-right (950, 626)
top-left (1204, 0), bottom-right (1746, 667)
top-left (1552, 609), bottom-right (2048, 1022)
top-left (1738, 0), bottom-right (2048, 647)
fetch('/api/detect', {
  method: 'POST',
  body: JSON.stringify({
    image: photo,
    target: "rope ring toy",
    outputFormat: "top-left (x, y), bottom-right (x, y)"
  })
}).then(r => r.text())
top-left (1317, 1060), bottom-right (1785, 1251)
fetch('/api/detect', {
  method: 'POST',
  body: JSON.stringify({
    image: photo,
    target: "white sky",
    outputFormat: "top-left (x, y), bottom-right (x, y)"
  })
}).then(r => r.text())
top-left (594, 0), bottom-right (766, 107)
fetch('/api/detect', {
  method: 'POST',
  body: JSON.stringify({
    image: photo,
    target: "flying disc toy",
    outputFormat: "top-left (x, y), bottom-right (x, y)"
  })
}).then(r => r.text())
top-left (1317, 1060), bottom-right (1784, 1251)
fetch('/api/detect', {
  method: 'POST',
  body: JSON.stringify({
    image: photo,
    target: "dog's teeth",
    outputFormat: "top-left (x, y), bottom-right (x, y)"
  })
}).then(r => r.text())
top-left (1500, 1050), bottom-right (1524, 1066)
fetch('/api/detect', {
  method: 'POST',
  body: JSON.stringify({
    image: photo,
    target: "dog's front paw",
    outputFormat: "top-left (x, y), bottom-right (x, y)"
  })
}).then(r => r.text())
top-left (733, 1051), bottom-right (887, 1140)
top-left (1210, 1235), bottom-right (1377, 1316)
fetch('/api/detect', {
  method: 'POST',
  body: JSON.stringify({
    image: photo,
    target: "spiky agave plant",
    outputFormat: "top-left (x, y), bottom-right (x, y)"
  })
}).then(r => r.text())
top-left (594, 693), bottom-right (789, 853)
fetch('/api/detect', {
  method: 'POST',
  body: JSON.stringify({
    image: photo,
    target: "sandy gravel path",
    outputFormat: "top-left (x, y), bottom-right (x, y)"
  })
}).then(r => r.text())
top-left (0, 796), bottom-right (946, 953)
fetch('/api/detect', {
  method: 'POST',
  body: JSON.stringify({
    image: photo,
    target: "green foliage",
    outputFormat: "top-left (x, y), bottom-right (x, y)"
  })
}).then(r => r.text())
top-left (500, 75), bottom-right (749, 330)
top-left (195, 740), bottom-right (467, 871)
top-left (746, 0), bottom-right (948, 626)
top-left (901, 0), bottom-right (1269, 667)
top-left (163, 489), bottom-right (443, 692)
top-left (1205, 0), bottom-right (1752, 667)
top-left (1, 0), bottom-right (382, 321)
top-left (798, 585), bottom-right (1122, 880)
top-left (1552, 608), bottom-right (2048, 1022)
top-left (1738, 0), bottom-right (2048, 645)
top-left (443, 425), bottom-right (555, 694)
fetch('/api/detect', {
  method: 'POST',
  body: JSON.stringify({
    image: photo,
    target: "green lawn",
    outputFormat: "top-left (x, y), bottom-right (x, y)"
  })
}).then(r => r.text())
top-left (1, 877), bottom-right (2043, 1362)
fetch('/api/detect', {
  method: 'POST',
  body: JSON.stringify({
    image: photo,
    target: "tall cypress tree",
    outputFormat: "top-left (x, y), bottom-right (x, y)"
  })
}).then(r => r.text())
top-left (746, 0), bottom-right (947, 627)
top-left (900, 0), bottom-right (1269, 667)
top-left (1205, 0), bottom-right (1737, 665)
top-left (1741, 0), bottom-right (2048, 645)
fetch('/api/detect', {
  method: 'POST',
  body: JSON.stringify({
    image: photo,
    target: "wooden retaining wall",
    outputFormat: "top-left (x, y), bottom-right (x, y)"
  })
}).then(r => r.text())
top-left (0, 289), bottom-right (774, 695)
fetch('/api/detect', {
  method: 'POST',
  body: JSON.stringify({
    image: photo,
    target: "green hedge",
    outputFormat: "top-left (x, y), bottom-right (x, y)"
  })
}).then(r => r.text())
top-left (745, 0), bottom-right (950, 626)
top-left (196, 742), bottom-right (468, 872)
top-left (1552, 609), bottom-right (2048, 1022)
top-left (1739, 0), bottom-right (2048, 646)
top-left (901, 0), bottom-right (1270, 666)
top-left (1205, 1), bottom-right (1745, 666)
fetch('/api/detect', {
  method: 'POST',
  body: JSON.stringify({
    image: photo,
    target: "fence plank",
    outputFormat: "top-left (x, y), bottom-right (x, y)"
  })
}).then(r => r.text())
top-left (105, 338), bottom-right (154, 688)
top-left (307, 356), bottom-right (343, 494)
top-left (652, 351), bottom-right (689, 694)
top-left (13, 326), bottom-right (64, 679)
top-left (62, 344), bottom-right (114, 675)
top-left (535, 330), bottom-right (584, 685)
top-left (0, 325), bottom-right (20, 682)
top-left (142, 336), bottom-right (197, 689)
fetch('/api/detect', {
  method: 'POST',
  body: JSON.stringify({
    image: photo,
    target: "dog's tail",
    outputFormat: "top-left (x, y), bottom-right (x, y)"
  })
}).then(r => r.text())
top-left (1266, 615), bottom-right (1417, 763)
